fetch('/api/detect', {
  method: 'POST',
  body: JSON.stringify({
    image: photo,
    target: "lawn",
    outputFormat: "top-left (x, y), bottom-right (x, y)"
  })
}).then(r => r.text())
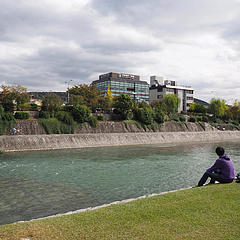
top-left (0, 183), bottom-right (239, 240)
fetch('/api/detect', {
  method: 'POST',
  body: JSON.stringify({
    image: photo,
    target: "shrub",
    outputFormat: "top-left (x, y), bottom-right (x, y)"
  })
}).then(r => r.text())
top-left (2, 112), bottom-right (15, 121)
top-left (30, 104), bottom-right (38, 111)
top-left (17, 104), bottom-right (32, 111)
top-left (56, 111), bottom-right (74, 125)
top-left (170, 113), bottom-right (180, 122)
top-left (97, 114), bottom-right (104, 121)
top-left (14, 112), bottom-right (30, 120)
top-left (88, 116), bottom-right (98, 128)
top-left (0, 105), bottom-right (4, 119)
top-left (39, 111), bottom-right (51, 119)
top-left (179, 115), bottom-right (186, 122)
top-left (196, 116), bottom-right (202, 122)
top-left (202, 115), bottom-right (208, 122)
top-left (71, 105), bottom-right (91, 123)
top-left (189, 116), bottom-right (196, 122)
top-left (38, 118), bottom-right (75, 134)
top-left (154, 108), bottom-right (165, 124)
top-left (135, 107), bottom-right (155, 125)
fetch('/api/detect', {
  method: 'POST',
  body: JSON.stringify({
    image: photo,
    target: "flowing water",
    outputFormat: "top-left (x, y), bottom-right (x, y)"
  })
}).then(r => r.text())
top-left (0, 141), bottom-right (239, 225)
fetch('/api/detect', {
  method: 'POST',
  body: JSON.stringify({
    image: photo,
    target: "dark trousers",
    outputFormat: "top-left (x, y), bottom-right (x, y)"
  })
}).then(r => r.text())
top-left (198, 171), bottom-right (233, 186)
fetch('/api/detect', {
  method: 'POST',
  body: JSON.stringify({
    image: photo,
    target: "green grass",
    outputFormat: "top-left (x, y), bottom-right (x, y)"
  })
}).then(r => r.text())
top-left (0, 183), bottom-right (240, 240)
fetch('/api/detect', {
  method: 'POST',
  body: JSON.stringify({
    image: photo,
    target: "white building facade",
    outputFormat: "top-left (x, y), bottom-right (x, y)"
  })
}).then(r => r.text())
top-left (149, 76), bottom-right (194, 112)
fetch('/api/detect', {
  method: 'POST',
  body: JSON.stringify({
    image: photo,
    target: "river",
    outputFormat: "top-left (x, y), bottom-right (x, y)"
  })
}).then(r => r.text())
top-left (0, 141), bottom-right (239, 225)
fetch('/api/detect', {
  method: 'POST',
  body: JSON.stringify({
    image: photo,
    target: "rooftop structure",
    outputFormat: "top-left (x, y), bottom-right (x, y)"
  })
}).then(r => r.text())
top-left (92, 72), bottom-right (149, 103)
top-left (149, 76), bottom-right (194, 112)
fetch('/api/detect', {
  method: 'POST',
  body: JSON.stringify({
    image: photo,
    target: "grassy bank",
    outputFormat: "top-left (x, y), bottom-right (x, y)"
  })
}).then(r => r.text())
top-left (0, 183), bottom-right (239, 240)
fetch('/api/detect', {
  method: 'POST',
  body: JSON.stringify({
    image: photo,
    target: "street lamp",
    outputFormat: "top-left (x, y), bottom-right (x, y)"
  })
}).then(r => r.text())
top-left (65, 80), bottom-right (73, 103)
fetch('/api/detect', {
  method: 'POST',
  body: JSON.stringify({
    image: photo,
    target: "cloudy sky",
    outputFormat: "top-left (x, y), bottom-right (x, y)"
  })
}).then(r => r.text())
top-left (1, 0), bottom-right (240, 103)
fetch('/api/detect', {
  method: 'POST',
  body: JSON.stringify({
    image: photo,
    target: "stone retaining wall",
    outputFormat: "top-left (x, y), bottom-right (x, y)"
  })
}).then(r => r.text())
top-left (11, 120), bottom-right (220, 135)
top-left (1, 131), bottom-right (240, 152)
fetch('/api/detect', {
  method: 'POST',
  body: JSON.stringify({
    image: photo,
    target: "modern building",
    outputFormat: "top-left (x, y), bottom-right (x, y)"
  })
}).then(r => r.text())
top-left (149, 76), bottom-right (194, 112)
top-left (91, 72), bottom-right (149, 103)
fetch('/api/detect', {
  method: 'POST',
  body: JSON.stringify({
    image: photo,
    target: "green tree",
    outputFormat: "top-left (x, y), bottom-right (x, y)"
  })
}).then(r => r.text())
top-left (41, 93), bottom-right (63, 117)
top-left (113, 94), bottom-right (134, 120)
top-left (154, 108), bottom-right (165, 124)
top-left (98, 96), bottom-right (112, 113)
top-left (162, 94), bottom-right (179, 114)
top-left (189, 103), bottom-right (207, 114)
top-left (208, 98), bottom-right (228, 118)
top-left (135, 107), bottom-right (155, 125)
top-left (71, 104), bottom-right (91, 123)
top-left (68, 84), bottom-right (100, 112)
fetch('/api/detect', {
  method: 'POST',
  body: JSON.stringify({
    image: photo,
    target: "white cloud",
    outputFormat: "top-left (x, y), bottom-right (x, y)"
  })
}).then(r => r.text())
top-left (0, 0), bottom-right (240, 103)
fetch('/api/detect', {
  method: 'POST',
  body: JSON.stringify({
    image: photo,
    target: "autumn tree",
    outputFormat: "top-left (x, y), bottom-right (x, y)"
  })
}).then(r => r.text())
top-left (0, 85), bottom-right (30, 112)
top-left (68, 84), bottom-right (100, 112)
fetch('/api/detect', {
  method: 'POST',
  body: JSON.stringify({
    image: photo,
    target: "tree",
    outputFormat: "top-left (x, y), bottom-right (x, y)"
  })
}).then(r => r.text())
top-left (135, 107), bottom-right (155, 125)
top-left (225, 100), bottom-right (240, 121)
top-left (113, 94), bottom-right (134, 120)
top-left (68, 84), bottom-right (100, 111)
top-left (162, 94), bottom-right (179, 114)
top-left (41, 93), bottom-right (63, 117)
top-left (208, 98), bottom-right (228, 118)
top-left (71, 104), bottom-right (91, 123)
top-left (105, 85), bottom-right (113, 101)
top-left (98, 96), bottom-right (112, 113)
top-left (189, 103), bottom-right (206, 114)
top-left (0, 85), bottom-right (30, 112)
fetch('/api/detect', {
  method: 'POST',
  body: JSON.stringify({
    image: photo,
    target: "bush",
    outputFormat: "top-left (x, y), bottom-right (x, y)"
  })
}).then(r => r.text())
top-left (196, 116), bottom-right (202, 122)
top-left (179, 115), bottom-right (186, 122)
top-left (170, 113), bottom-right (180, 122)
top-left (2, 112), bottom-right (15, 121)
top-left (0, 105), bottom-right (4, 119)
top-left (189, 116), bottom-right (196, 122)
top-left (30, 104), bottom-right (38, 111)
top-left (39, 111), bottom-right (51, 119)
top-left (202, 115), bottom-right (208, 122)
top-left (88, 116), bottom-right (98, 128)
top-left (56, 111), bottom-right (74, 125)
top-left (71, 105), bottom-right (91, 123)
top-left (135, 107), bottom-right (155, 125)
top-left (14, 112), bottom-right (30, 120)
top-left (17, 104), bottom-right (32, 111)
top-left (38, 118), bottom-right (75, 134)
top-left (97, 114), bottom-right (105, 121)
top-left (154, 108), bottom-right (165, 124)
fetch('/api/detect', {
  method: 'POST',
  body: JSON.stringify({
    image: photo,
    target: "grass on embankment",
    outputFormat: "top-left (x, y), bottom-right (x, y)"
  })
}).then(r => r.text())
top-left (0, 183), bottom-right (239, 240)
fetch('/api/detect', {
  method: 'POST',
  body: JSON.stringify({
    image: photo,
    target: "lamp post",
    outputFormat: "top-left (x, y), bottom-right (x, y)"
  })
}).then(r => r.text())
top-left (65, 80), bottom-right (73, 103)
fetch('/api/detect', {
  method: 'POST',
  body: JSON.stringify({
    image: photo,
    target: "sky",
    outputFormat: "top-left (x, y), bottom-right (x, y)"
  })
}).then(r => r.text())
top-left (1, 0), bottom-right (240, 103)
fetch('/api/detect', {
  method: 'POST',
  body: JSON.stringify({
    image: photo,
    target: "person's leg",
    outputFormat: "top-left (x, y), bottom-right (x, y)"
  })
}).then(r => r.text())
top-left (198, 171), bottom-right (233, 186)
top-left (198, 171), bottom-right (211, 186)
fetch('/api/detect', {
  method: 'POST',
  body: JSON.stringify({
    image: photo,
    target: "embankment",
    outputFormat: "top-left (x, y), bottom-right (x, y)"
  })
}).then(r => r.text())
top-left (1, 131), bottom-right (240, 152)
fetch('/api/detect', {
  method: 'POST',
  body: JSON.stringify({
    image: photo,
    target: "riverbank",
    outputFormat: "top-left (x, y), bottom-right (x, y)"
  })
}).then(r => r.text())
top-left (1, 131), bottom-right (240, 152)
top-left (0, 183), bottom-right (238, 239)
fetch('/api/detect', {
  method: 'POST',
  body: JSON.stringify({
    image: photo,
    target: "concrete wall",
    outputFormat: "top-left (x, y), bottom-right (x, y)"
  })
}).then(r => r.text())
top-left (1, 131), bottom-right (240, 152)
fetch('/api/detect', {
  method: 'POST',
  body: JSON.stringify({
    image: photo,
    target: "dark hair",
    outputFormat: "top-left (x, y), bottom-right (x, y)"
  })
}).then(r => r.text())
top-left (216, 147), bottom-right (225, 157)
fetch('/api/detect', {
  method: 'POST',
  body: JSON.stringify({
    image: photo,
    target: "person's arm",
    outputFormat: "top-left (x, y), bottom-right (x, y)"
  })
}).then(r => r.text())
top-left (206, 159), bottom-right (222, 173)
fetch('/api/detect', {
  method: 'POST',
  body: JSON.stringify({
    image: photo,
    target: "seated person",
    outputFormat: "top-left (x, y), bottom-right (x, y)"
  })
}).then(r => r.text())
top-left (197, 146), bottom-right (235, 187)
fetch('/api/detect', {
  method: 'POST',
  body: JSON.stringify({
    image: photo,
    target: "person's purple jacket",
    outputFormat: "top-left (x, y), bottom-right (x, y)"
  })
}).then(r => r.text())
top-left (207, 154), bottom-right (235, 180)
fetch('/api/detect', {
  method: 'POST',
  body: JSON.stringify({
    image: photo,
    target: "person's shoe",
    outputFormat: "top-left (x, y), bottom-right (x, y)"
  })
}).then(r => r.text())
top-left (192, 184), bottom-right (199, 188)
